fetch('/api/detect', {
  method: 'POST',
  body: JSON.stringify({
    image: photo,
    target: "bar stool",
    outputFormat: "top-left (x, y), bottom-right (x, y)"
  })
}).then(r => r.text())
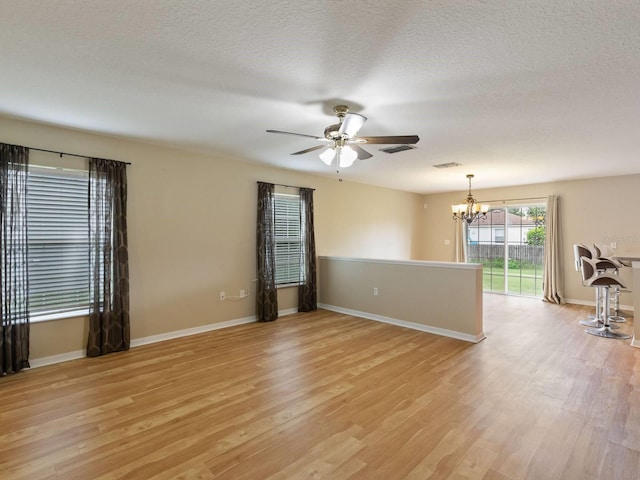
top-left (574, 245), bottom-right (613, 328)
top-left (592, 244), bottom-right (628, 323)
top-left (574, 244), bottom-right (596, 323)
top-left (579, 256), bottom-right (630, 339)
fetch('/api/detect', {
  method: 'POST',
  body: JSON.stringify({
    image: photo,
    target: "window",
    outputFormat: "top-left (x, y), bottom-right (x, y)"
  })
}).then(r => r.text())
top-left (274, 192), bottom-right (304, 286)
top-left (27, 166), bottom-right (91, 320)
top-left (466, 204), bottom-right (545, 297)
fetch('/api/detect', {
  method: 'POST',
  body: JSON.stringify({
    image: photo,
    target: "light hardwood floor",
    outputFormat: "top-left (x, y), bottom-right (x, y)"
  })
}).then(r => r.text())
top-left (1, 295), bottom-right (639, 479)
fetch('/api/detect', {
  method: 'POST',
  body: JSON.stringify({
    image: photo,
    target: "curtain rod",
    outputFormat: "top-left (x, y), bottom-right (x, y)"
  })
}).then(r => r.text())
top-left (27, 146), bottom-right (132, 165)
top-left (257, 181), bottom-right (315, 191)
top-left (480, 196), bottom-right (547, 203)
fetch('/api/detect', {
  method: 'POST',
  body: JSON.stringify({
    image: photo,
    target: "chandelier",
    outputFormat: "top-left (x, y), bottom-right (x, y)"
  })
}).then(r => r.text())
top-left (451, 174), bottom-right (489, 224)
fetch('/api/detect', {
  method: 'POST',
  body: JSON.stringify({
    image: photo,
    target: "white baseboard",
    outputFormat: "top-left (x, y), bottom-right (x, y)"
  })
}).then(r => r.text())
top-left (564, 298), bottom-right (634, 312)
top-left (130, 315), bottom-right (256, 348)
top-left (29, 350), bottom-right (86, 369)
top-left (564, 298), bottom-right (595, 307)
top-left (29, 307), bottom-right (300, 369)
top-left (318, 303), bottom-right (485, 344)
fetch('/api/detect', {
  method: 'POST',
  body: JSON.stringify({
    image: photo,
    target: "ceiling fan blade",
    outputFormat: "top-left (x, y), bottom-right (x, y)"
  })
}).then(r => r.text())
top-left (356, 135), bottom-right (420, 145)
top-left (291, 145), bottom-right (326, 155)
top-left (266, 129), bottom-right (324, 140)
top-left (338, 113), bottom-right (367, 138)
top-left (352, 145), bottom-right (373, 160)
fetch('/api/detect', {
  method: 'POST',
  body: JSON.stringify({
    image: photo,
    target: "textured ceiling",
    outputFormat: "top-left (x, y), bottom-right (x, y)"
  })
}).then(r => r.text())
top-left (1, 0), bottom-right (640, 194)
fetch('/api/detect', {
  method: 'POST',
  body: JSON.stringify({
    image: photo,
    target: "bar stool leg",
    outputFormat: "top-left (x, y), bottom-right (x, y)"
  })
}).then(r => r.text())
top-left (585, 282), bottom-right (598, 320)
top-left (579, 287), bottom-right (619, 329)
top-left (580, 286), bottom-right (603, 327)
top-left (608, 286), bottom-right (626, 323)
top-left (586, 286), bottom-right (630, 339)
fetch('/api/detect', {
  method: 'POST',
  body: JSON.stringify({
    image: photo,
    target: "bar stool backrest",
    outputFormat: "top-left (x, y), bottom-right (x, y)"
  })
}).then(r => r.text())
top-left (574, 244), bottom-right (593, 273)
top-left (580, 256), bottom-right (596, 282)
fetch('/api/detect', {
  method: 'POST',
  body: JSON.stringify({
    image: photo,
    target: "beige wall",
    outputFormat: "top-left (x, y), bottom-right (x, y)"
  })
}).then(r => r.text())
top-left (318, 256), bottom-right (484, 342)
top-left (420, 176), bottom-right (640, 305)
top-left (0, 116), bottom-right (424, 360)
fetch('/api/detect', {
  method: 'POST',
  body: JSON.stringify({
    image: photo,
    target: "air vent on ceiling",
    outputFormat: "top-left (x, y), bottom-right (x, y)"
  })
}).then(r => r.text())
top-left (432, 162), bottom-right (462, 169)
top-left (379, 145), bottom-right (416, 154)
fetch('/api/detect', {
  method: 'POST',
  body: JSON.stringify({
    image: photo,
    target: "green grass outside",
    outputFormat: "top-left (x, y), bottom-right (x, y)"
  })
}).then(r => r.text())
top-left (482, 265), bottom-right (544, 297)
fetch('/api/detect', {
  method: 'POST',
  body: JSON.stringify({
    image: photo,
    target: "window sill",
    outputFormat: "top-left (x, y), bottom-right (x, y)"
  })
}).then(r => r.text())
top-left (31, 309), bottom-right (89, 324)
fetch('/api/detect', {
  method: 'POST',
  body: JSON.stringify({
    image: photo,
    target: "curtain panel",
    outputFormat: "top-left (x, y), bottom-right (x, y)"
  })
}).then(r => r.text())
top-left (543, 195), bottom-right (564, 304)
top-left (298, 187), bottom-right (317, 312)
top-left (256, 182), bottom-right (278, 321)
top-left (87, 158), bottom-right (130, 357)
top-left (0, 143), bottom-right (30, 375)
top-left (454, 220), bottom-right (467, 263)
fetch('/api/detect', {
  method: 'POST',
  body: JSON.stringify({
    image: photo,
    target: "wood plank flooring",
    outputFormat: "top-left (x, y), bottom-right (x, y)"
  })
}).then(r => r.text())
top-left (1, 295), bottom-right (639, 479)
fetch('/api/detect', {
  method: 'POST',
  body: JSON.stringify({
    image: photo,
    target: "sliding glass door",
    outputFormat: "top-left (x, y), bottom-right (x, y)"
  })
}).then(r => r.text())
top-left (466, 204), bottom-right (545, 297)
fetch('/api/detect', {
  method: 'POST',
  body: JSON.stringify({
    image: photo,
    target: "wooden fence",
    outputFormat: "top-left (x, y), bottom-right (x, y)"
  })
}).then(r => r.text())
top-left (467, 244), bottom-right (544, 265)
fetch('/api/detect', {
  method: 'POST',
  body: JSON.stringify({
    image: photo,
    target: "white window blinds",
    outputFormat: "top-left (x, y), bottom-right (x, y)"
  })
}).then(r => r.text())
top-left (27, 166), bottom-right (91, 318)
top-left (274, 192), bottom-right (304, 286)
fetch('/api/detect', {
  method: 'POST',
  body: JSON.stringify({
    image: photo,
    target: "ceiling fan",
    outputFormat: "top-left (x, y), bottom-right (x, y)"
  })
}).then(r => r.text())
top-left (266, 105), bottom-right (419, 168)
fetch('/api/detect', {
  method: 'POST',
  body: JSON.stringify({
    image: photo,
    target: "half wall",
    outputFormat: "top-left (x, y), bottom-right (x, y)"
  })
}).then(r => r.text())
top-left (318, 256), bottom-right (484, 343)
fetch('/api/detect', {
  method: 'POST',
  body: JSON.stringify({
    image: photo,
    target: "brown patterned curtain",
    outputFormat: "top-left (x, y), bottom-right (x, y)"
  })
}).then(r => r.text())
top-left (298, 187), bottom-right (317, 312)
top-left (87, 158), bottom-right (130, 357)
top-left (256, 182), bottom-right (278, 321)
top-left (1, 143), bottom-right (30, 375)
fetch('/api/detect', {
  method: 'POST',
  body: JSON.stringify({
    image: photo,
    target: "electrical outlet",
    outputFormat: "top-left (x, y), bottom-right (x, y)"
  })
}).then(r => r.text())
top-left (219, 291), bottom-right (225, 301)
top-left (611, 241), bottom-right (617, 249)
top-left (373, 287), bottom-right (379, 296)
top-left (240, 289), bottom-right (246, 297)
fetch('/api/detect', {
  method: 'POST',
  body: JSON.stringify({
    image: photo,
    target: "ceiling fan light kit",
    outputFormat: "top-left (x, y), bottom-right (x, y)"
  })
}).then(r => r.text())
top-left (319, 142), bottom-right (358, 168)
top-left (267, 105), bottom-right (419, 169)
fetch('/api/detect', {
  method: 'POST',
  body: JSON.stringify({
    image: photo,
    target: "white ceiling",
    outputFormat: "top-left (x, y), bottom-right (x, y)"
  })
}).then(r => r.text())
top-left (2, 1), bottom-right (640, 194)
